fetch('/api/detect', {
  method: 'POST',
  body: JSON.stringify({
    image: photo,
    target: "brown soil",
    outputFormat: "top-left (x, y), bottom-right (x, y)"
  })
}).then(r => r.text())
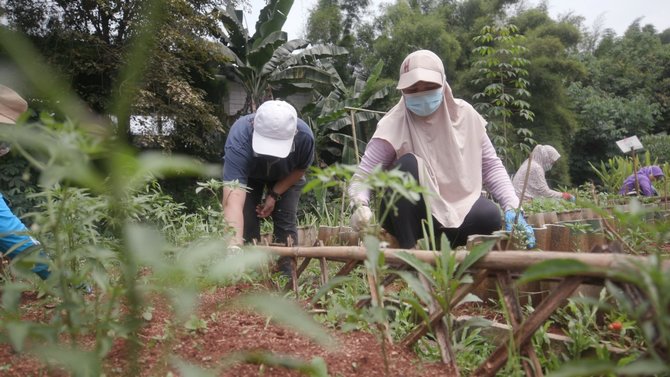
top-left (1, 284), bottom-right (449, 376)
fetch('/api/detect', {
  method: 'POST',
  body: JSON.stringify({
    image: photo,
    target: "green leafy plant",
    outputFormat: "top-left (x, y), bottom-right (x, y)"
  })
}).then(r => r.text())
top-left (302, 59), bottom-right (391, 165)
top-left (554, 293), bottom-right (604, 359)
top-left (518, 203), bottom-right (670, 375)
top-left (303, 163), bottom-right (357, 227)
top-left (589, 155), bottom-right (634, 194)
top-left (393, 236), bottom-right (495, 373)
top-left (303, 162), bottom-right (427, 235)
top-left (472, 24), bottom-right (536, 170)
top-left (588, 151), bottom-right (662, 195)
top-left (217, 0), bottom-right (348, 113)
top-left (523, 197), bottom-right (577, 214)
top-left (0, 4), bottom-right (337, 374)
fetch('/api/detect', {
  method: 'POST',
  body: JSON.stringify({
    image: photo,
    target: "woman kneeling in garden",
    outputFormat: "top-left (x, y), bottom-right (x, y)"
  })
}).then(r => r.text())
top-left (348, 50), bottom-right (534, 249)
top-left (619, 165), bottom-right (665, 197)
top-left (512, 144), bottom-right (575, 202)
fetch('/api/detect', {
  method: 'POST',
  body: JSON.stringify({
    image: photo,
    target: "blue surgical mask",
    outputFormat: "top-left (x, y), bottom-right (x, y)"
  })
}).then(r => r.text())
top-left (403, 88), bottom-right (443, 117)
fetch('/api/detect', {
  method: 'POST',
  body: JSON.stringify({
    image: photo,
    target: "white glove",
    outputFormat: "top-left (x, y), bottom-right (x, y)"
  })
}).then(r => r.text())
top-left (351, 205), bottom-right (373, 231)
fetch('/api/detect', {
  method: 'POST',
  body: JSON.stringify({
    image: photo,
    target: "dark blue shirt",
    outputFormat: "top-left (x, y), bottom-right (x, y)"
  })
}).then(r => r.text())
top-left (223, 114), bottom-right (315, 185)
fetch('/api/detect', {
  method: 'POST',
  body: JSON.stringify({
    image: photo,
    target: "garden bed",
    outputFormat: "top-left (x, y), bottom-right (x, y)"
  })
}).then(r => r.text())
top-left (1, 284), bottom-right (449, 376)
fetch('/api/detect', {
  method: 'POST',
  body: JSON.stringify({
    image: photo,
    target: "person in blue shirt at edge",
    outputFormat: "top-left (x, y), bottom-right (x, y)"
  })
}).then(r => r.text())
top-left (0, 85), bottom-right (50, 279)
top-left (222, 100), bottom-right (315, 275)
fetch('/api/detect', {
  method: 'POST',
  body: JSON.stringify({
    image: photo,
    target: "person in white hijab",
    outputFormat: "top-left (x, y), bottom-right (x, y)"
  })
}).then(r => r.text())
top-left (512, 144), bottom-right (575, 202)
top-left (349, 50), bottom-right (535, 249)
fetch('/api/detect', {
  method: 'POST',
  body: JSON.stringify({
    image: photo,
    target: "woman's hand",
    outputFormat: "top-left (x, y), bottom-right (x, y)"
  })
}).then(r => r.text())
top-left (561, 192), bottom-right (576, 202)
top-left (351, 205), bottom-right (373, 231)
top-left (504, 209), bottom-right (536, 249)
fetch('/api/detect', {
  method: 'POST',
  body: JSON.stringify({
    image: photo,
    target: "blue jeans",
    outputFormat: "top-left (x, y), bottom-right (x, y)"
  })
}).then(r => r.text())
top-left (0, 193), bottom-right (50, 280)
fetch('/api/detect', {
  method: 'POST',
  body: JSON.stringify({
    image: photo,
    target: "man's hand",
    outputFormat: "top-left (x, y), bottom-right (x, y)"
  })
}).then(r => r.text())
top-left (351, 205), bottom-right (373, 231)
top-left (256, 197), bottom-right (276, 218)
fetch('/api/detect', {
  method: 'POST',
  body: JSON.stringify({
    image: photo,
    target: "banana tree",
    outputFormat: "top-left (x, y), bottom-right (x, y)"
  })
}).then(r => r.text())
top-left (216, 0), bottom-right (348, 113)
top-left (303, 60), bottom-right (393, 165)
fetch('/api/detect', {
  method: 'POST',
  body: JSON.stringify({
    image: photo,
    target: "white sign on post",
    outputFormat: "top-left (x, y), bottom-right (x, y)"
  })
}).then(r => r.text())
top-left (616, 135), bottom-right (644, 153)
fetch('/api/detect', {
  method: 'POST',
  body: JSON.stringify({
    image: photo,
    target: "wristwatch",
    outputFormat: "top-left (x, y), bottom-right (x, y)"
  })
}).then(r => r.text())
top-left (268, 189), bottom-right (281, 201)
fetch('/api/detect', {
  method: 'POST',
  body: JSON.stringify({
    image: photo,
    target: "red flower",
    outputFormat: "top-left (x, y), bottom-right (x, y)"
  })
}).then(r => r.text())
top-left (608, 321), bottom-right (622, 331)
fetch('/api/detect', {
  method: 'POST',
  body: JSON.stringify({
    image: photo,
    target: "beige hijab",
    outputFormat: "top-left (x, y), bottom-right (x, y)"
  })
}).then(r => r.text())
top-left (372, 50), bottom-right (486, 228)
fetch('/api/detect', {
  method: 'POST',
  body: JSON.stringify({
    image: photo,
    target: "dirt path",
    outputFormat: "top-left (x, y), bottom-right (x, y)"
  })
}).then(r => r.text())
top-left (1, 284), bottom-right (448, 376)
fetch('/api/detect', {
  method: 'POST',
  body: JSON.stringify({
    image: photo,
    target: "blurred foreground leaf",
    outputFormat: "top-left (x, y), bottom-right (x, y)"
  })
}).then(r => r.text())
top-left (237, 294), bottom-right (334, 348)
top-left (547, 358), bottom-right (668, 377)
top-left (518, 259), bottom-right (594, 285)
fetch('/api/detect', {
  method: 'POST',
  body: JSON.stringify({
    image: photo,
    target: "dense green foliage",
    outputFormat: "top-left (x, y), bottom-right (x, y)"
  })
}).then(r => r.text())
top-left (642, 134), bottom-right (670, 164)
top-left (2, 0), bottom-right (669, 185)
top-left (216, 0), bottom-right (348, 114)
top-left (471, 24), bottom-right (535, 170)
top-left (302, 0), bottom-right (669, 187)
top-left (2, 1), bottom-right (670, 376)
top-left (1, 0), bottom-right (238, 159)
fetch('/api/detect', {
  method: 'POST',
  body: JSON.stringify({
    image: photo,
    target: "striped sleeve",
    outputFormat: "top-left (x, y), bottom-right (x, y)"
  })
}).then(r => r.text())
top-left (481, 134), bottom-right (520, 210)
top-left (348, 138), bottom-right (397, 206)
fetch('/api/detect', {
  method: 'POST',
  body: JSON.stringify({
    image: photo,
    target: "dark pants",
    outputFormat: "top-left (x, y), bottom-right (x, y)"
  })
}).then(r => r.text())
top-left (242, 177), bottom-right (305, 246)
top-left (381, 154), bottom-right (502, 249)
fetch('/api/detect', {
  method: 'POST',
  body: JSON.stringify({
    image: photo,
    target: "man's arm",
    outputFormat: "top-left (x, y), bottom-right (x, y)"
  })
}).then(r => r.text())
top-left (257, 169), bottom-right (306, 218)
top-left (273, 169), bottom-right (306, 196)
top-left (223, 187), bottom-right (247, 245)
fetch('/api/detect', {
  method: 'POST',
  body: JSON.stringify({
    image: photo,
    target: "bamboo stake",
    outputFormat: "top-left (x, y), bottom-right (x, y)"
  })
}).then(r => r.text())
top-left (496, 272), bottom-right (544, 377)
top-left (335, 259), bottom-right (361, 276)
top-left (509, 150), bottom-right (534, 248)
top-left (260, 246), bottom-right (669, 276)
top-left (343, 106), bottom-right (387, 115)
top-left (401, 269), bottom-right (489, 348)
top-left (350, 109), bottom-right (360, 164)
top-left (319, 257), bottom-right (328, 285)
top-left (499, 149), bottom-right (544, 377)
top-left (296, 257), bottom-right (312, 277)
top-left (632, 148), bottom-right (640, 195)
top-left (472, 277), bottom-right (583, 377)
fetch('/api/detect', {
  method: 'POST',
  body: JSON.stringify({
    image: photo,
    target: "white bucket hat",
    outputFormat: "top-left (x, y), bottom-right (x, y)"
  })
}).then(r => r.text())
top-left (252, 100), bottom-right (298, 158)
top-left (0, 85), bottom-right (28, 124)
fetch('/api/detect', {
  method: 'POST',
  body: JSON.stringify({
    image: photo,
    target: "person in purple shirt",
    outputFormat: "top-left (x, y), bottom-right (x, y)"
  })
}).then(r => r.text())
top-left (619, 165), bottom-right (665, 196)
